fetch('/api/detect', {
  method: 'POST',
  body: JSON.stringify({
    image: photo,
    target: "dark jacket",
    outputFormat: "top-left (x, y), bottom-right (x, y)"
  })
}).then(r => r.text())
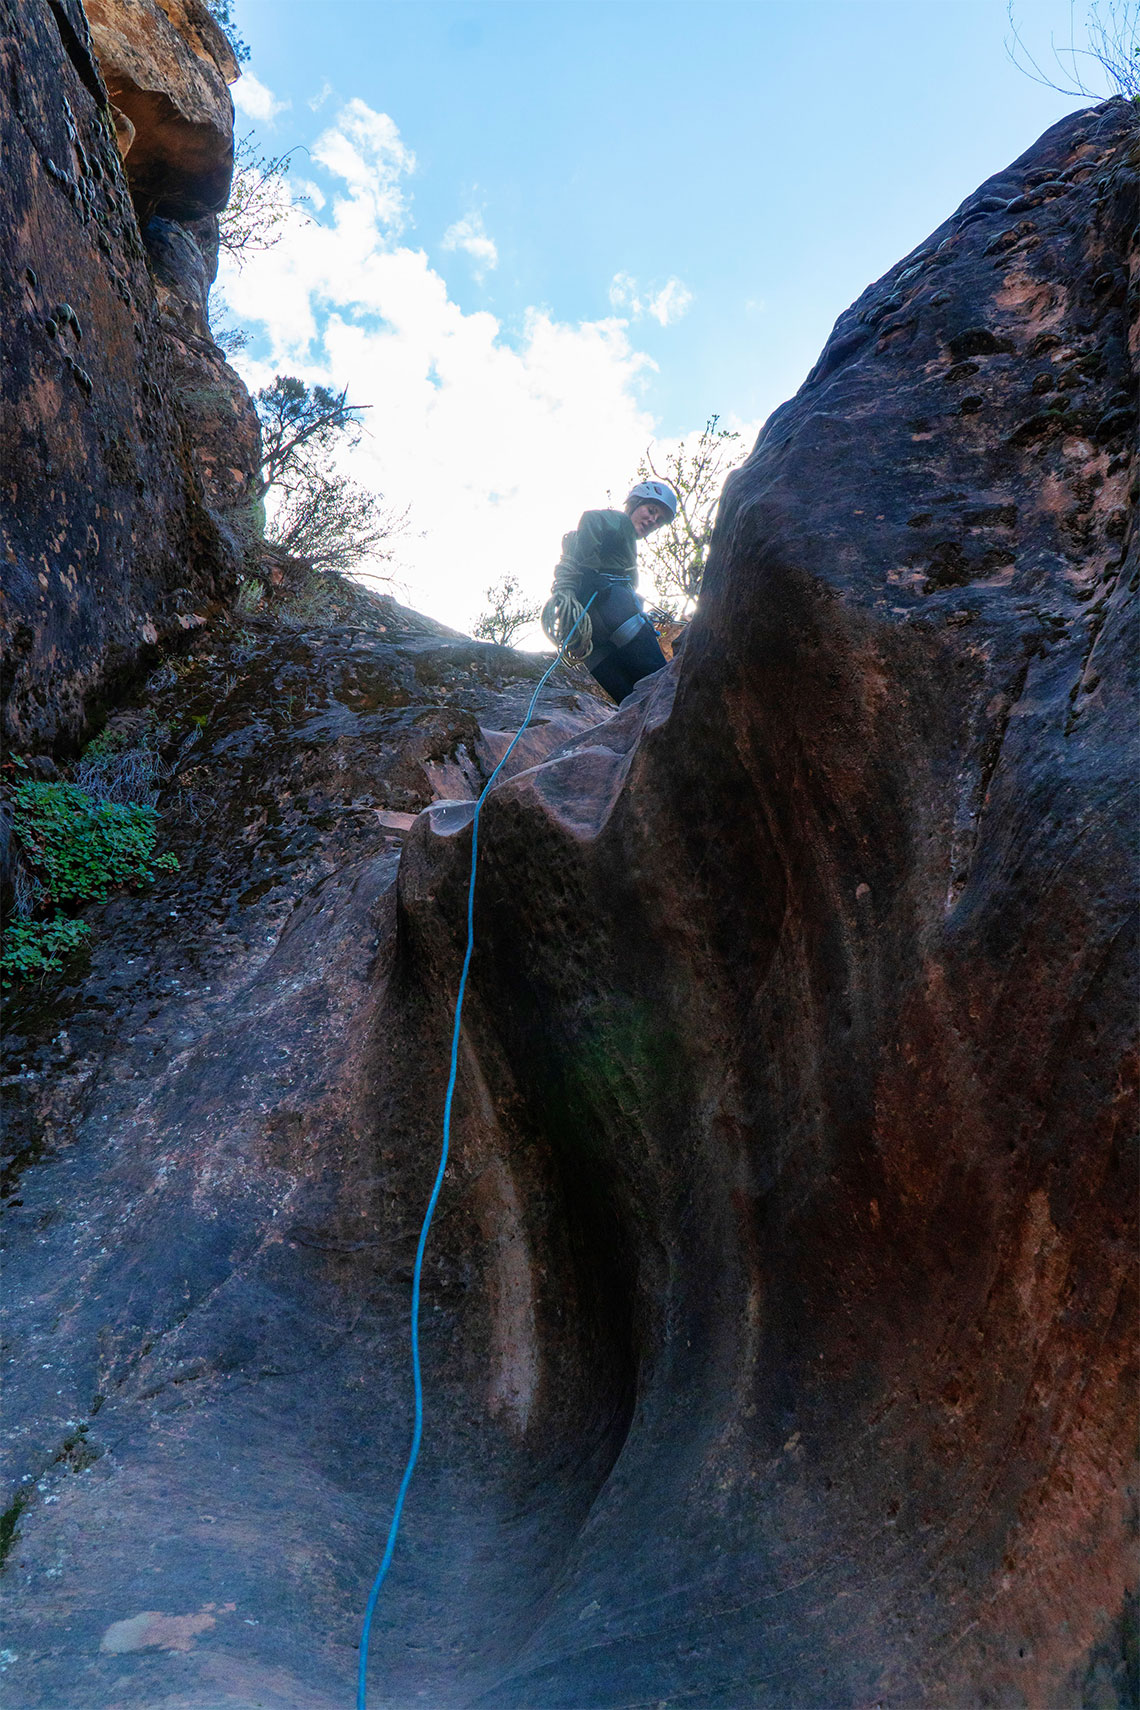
top-left (554, 509), bottom-right (638, 595)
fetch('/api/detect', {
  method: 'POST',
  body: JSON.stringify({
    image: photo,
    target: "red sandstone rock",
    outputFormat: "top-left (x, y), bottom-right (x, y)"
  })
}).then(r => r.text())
top-left (143, 212), bottom-right (262, 522)
top-left (0, 0), bottom-right (237, 755)
top-left (0, 99), bottom-right (1135, 1710)
top-left (416, 96), bottom-right (1138, 1708)
top-left (85, 0), bottom-right (237, 222)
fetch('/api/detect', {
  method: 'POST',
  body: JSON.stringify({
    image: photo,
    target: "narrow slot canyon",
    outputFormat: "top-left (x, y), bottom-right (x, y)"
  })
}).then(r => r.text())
top-left (1, 4), bottom-right (1136, 1704)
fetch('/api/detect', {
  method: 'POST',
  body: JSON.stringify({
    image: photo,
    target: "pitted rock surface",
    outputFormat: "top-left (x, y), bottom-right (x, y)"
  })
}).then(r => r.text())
top-left (2, 101), bottom-right (1137, 1710)
top-left (0, 0), bottom-right (240, 755)
top-left (143, 211), bottom-right (262, 519)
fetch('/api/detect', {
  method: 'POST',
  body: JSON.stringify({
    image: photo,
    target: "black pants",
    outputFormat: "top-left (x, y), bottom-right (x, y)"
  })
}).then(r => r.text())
top-left (583, 581), bottom-right (667, 703)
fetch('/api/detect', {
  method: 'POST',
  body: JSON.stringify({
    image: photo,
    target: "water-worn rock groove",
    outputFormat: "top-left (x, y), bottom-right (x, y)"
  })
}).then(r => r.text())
top-left (2, 90), bottom-right (1137, 1710)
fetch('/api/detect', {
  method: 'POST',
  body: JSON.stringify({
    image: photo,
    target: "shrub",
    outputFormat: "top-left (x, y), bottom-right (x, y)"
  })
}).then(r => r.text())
top-left (74, 723), bottom-right (166, 807)
top-left (473, 574), bottom-right (540, 647)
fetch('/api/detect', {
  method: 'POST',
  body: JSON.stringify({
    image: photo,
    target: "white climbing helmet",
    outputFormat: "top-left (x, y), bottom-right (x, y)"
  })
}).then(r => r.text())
top-left (626, 479), bottom-right (678, 520)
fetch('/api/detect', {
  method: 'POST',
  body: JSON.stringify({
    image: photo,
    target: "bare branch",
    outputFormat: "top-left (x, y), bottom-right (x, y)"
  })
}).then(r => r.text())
top-left (218, 133), bottom-right (311, 266)
top-left (266, 472), bottom-right (406, 574)
top-left (634, 415), bottom-right (745, 619)
top-left (473, 575), bottom-right (540, 647)
top-left (1005, 0), bottom-right (1139, 99)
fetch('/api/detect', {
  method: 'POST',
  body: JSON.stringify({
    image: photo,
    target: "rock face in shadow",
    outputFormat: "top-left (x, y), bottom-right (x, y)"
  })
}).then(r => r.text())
top-left (1, 0), bottom-right (257, 755)
top-left (1, 102), bottom-right (1136, 1710)
top-left (416, 96), bottom-right (1136, 1709)
top-left (143, 210), bottom-right (262, 519)
top-left (0, 610), bottom-right (616, 1710)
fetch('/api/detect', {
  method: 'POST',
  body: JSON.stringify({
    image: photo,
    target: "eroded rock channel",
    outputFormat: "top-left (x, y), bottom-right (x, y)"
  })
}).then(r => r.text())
top-left (1, 12), bottom-right (1137, 1705)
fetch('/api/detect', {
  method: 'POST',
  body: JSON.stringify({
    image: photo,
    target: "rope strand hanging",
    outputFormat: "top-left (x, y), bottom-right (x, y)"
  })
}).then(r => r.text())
top-left (357, 595), bottom-right (596, 1710)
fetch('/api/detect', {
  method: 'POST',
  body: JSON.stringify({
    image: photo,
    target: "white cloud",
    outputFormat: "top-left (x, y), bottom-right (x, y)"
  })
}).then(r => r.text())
top-left (311, 99), bottom-right (414, 233)
top-left (646, 279), bottom-right (694, 326)
top-left (220, 100), bottom-right (659, 639)
top-left (608, 272), bottom-right (693, 326)
top-left (608, 271), bottom-right (639, 313)
top-left (233, 72), bottom-right (290, 124)
top-left (309, 80), bottom-right (334, 112)
top-left (442, 213), bottom-right (499, 279)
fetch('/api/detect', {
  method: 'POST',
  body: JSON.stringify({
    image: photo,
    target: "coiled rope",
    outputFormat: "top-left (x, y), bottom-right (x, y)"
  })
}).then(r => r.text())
top-left (357, 596), bottom-right (596, 1710)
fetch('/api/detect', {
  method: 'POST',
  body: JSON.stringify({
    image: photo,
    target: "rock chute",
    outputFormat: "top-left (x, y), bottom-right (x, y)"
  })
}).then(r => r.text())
top-left (1, 95), bottom-right (1135, 1710)
top-left (400, 94), bottom-right (1138, 1708)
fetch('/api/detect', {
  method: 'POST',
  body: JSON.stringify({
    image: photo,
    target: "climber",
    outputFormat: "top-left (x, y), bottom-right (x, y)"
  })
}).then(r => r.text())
top-left (541, 480), bottom-right (678, 703)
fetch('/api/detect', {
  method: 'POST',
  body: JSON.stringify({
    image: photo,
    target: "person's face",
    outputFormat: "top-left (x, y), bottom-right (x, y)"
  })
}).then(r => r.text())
top-left (630, 501), bottom-right (669, 538)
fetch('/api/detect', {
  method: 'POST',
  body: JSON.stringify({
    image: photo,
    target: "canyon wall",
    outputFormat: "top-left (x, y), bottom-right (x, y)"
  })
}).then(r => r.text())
top-left (1, 21), bottom-right (1136, 1707)
top-left (1, 0), bottom-right (258, 755)
top-left (413, 94), bottom-right (1137, 1709)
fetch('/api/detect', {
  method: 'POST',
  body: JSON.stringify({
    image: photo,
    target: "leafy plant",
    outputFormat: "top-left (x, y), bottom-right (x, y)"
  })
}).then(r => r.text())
top-left (1, 918), bottom-right (90, 988)
top-left (3, 781), bottom-right (179, 990)
top-left (12, 783), bottom-right (176, 904)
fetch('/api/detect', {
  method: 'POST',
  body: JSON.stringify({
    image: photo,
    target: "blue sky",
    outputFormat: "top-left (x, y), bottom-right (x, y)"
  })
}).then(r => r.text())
top-left (219, 0), bottom-right (1097, 632)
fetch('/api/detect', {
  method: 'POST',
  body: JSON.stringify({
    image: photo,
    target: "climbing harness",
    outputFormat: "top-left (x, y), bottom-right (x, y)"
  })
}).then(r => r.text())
top-left (356, 595), bottom-right (596, 1710)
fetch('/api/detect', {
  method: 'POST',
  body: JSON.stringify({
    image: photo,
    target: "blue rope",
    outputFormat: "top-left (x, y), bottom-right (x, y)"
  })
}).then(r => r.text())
top-left (357, 597), bottom-right (595, 1710)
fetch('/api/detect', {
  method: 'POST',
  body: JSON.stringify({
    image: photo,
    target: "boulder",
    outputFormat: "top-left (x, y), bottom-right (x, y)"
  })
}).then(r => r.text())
top-left (85, 0), bottom-right (237, 221)
top-left (0, 0), bottom-right (236, 756)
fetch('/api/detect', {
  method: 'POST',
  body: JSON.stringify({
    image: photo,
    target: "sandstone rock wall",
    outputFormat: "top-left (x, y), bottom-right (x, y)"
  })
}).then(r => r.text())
top-left (0, 612), bottom-right (613, 1709)
top-left (418, 95), bottom-right (1136, 1709)
top-left (85, 0), bottom-right (238, 222)
top-left (143, 210), bottom-right (262, 522)
top-left (1, 0), bottom-right (260, 756)
top-left (1, 93), bottom-right (1135, 1710)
